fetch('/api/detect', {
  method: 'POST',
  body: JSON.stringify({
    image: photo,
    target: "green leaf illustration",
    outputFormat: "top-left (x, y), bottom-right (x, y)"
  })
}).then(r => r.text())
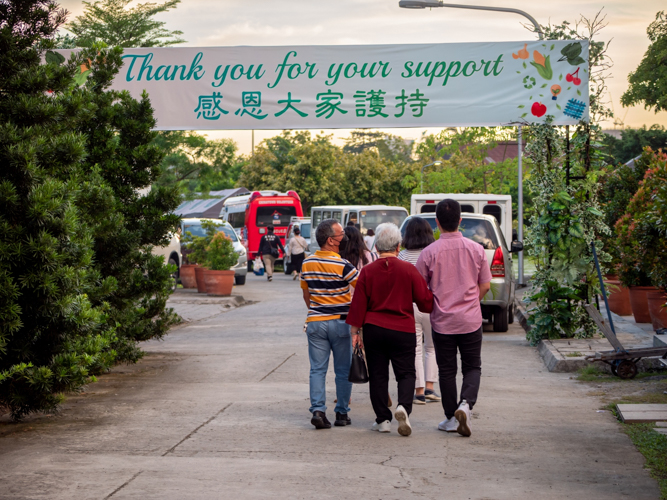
top-left (559, 74), bottom-right (563, 81)
top-left (556, 104), bottom-right (562, 110)
top-left (559, 42), bottom-right (586, 66)
top-left (530, 55), bottom-right (553, 80)
top-left (520, 113), bottom-right (528, 118)
top-left (550, 44), bottom-right (555, 50)
top-left (518, 105), bottom-right (525, 108)
top-left (541, 83), bottom-right (547, 88)
top-left (577, 89), bottom-right (581, 96)
top-left (522, 62), bottom-right (527, 69)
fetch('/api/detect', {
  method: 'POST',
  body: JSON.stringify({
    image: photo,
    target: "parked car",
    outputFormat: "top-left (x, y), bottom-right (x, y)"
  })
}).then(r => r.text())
top-left (283, 217), bottom-right (311, 274)
top-left (152, 232), bottom-right (182, 289)
top-left (181, 218), bottom-right (248, 285)
top-left (399, 213), bottom-right (523, 332)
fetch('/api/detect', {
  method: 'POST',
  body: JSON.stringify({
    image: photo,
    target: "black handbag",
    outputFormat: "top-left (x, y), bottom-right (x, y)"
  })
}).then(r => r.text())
top-left (270, 247), bottom-right (280, 258)
top-left (348, 346), bottom-right (369, 384)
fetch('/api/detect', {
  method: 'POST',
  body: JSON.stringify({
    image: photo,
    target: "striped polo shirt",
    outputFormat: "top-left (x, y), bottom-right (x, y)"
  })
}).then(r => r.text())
top-left (300, 250), bottom-right (359, 322)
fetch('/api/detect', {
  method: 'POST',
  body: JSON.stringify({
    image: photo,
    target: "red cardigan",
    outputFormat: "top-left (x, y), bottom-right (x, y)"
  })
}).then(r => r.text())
top-left (346, 256), bottom-right (433, 333)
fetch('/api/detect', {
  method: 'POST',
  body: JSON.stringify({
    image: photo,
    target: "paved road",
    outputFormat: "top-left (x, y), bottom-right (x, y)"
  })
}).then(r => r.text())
top-left (0, 273), bottom-right (660, 499)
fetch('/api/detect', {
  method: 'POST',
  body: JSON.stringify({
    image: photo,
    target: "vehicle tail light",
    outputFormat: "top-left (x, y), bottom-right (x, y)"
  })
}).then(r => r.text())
top-left (490, 246), bottom-right (505, 277)
top-left (249, 191), bottom-right (262, 203)
top-left (287, 190), bottom-right (300, 201)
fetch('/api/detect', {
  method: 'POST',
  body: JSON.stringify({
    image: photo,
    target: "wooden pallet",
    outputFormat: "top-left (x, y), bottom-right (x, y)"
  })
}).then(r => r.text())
top-left (617, 404), bottom-right (667, 423)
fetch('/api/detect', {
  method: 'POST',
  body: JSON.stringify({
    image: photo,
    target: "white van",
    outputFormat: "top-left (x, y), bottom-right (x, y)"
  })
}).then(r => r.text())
top-left (411, 194), bottom-right (513, 242)
top-left (310, 205), bottom-right (409, 251)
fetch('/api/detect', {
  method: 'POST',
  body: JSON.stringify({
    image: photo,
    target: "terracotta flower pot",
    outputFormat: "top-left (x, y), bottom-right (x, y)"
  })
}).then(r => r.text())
top-left (647, 290), bottom-right (667, 331)
top-left (203, 269), bottom-right (235, 296)
top-left (194, 266), bottom-right (208, 293)
top-left (604, 279), bottom-right (632, 316)
top-left (179, 264), bottom-right (198, 289)
top-left (628, 286), bottom-right (656, 324)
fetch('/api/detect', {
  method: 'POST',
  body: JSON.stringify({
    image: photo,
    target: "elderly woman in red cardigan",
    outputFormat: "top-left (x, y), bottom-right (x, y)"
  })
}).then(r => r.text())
top-left (346, 222), bottom-right (433, 437)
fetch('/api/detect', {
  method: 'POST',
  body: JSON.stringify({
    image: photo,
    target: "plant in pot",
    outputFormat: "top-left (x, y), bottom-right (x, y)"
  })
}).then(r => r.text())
top-left (598, 152), bottom-right (651, 315)
top-left (203, 232), bottom-right (239, 296)
top-left (616, 148), bottom-right (667, 326)
top-left (182, 220), bottom-right (222, 293)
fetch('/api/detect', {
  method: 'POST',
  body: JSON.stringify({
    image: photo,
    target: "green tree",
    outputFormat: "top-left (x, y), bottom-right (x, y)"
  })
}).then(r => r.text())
top-left (0, 0), bottom-right (116, 419)
top-left (601, 125), bottom-right (667, 165)
top-left (621, 11), bottom-right (667, 113)
top-left (72, 46), bottom-right (181, 362)
top-left (67, 0), bottom-right (184, 48)
top-left (153, 132), bottom-right (240, 198)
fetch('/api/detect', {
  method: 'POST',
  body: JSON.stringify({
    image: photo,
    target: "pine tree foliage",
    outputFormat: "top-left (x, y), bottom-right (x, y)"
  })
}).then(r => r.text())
top-left (71, 45), bottom-right (181, 362)
top-left (67, 0), bottom-right (184, 48)
top-left (0, 0), bottom-right (116, 419)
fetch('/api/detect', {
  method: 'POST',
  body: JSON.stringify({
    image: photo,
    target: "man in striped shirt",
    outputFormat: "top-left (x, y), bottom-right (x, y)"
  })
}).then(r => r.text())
top-left (301, 219), bottom-right (359, 429)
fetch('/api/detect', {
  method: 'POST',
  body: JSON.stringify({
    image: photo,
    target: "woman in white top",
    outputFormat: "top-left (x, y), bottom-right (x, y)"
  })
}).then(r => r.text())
top-left (398, 217), bottom-right (441, 405)
top-left (287, 227), bottom-right (309, 280)
top-left (341, 226), bottom-right (375, 273)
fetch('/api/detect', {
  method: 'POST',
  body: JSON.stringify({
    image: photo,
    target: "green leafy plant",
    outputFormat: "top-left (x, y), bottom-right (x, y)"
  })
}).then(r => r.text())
top-left (616, 148), bottom-right (667, 291)
top-left (182, 220), bottom-right (222, 265)
top-left (205, 233), bottom-right (239, 271)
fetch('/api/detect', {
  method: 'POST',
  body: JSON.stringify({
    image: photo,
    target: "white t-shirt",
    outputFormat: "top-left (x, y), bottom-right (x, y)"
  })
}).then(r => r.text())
top-left (363, 235), bottom-right (375, 251)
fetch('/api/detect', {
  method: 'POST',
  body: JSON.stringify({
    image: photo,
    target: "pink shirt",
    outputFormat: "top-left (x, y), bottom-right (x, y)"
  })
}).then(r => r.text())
top-left (416, 232), bottom-right (492, 334)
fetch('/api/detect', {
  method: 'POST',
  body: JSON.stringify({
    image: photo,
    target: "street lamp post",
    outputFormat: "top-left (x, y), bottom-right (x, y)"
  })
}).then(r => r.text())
top-left (421, 160), bottom-right (443, 193)
top-left (399, 0), bottom-right (543, 286)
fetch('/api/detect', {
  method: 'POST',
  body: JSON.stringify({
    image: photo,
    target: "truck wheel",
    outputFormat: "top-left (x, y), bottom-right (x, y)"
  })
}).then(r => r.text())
top-left (235, 275), bottom-right (246, 285)
top-left (247, 260), bottom-right (253, 272)
top-left (493, 306), bottom-right (509, 332)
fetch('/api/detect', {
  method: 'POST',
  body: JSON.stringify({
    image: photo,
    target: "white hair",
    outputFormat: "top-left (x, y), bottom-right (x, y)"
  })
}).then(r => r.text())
top-left (374, 223), bottom-right (402, 253)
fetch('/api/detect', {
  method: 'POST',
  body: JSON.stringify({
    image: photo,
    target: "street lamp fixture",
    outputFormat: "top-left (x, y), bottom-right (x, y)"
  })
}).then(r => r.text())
top-left (397, 1), bottom-right (543, 38)
top-left (420, 160), bottom-right (443, 193)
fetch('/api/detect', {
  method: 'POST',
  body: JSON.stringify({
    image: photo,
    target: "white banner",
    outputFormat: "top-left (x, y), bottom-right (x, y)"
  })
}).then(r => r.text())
top-left (56, 41), bottom-right (589, 130)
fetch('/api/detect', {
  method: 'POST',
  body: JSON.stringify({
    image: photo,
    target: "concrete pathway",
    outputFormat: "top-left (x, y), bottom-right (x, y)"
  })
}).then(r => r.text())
top-left (0, 273), bottom-right (660, 499)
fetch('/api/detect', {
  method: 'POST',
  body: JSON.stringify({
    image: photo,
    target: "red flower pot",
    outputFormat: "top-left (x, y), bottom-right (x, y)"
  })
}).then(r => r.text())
top-left (628, 286), bottom-right (656, 324)
top-left (179, 264), bottom-right (198, 289)
top-left (203, 269), bottom-right (235, 296)
top-left (647, 290), bottom-right (667, 330)
top-left (194, 266), bottom-right (208, 293)
top-left (604, 279), bottom-right (632, 316)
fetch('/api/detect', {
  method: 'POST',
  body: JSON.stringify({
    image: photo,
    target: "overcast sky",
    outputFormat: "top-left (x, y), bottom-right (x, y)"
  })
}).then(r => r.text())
top-left (59, 0), bottom-right (667, 154)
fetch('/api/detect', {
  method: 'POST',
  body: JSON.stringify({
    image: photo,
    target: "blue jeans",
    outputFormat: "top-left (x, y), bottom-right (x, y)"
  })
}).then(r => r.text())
top-left (306, 319), bottom-right (353, 415)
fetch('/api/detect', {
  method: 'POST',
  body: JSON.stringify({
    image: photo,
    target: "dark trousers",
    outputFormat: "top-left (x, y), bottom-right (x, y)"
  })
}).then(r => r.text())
top-left (363, 323), bottom-right (416, 423)
top-left (432, 326), bottom-right (482, 419)
top-left (291, 252), bottom-right (305, 273)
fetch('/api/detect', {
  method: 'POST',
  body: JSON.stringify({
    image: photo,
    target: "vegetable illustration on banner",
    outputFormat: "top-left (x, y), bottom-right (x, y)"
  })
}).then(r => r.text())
top-left (514, 40), bottom-right (588, 122)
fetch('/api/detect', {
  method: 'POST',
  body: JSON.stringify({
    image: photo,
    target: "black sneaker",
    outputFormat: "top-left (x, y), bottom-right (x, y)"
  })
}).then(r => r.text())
top-left (311, 411), bottom-right (331, 429)
top-left (334, 412), bottom-right (351, 426)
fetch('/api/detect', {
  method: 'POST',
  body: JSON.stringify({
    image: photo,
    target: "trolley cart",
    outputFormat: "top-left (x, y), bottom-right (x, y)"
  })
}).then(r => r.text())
top-left (584, 243), bottom-right (667, 379)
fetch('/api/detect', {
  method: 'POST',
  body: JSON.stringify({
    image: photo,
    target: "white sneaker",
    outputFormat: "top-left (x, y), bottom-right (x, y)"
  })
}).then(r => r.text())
top-left (454, 400), bottom-right (471, 437)
top-left (394, 405), bottom-right (412, 437)
top-left (372, 420), bottom-right (391, 433)
top-left (438, 417), bottom-right (458, 432)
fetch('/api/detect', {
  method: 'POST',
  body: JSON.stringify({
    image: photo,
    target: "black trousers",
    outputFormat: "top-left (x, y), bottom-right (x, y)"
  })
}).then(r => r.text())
top-left (363, 323), bottom-right (416, 423)
top-left (432, 326), bottom-right (482, 419)
top-left (291, 252), bottom-right (305, 273)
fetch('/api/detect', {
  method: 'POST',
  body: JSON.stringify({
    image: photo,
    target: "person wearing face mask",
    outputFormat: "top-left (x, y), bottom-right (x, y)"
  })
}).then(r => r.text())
top-left (300, 219), bottom-right (358, 430)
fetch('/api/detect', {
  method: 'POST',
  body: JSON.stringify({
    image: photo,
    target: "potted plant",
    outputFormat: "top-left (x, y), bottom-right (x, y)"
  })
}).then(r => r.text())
top-left (599, 154), bottom-right (650, 315)
top-left (182, 220), bottom-right (221, 293)
top-left (203, 232), bottom-right (239, 296)
top-left (616, 148), bottom-right (667, 325)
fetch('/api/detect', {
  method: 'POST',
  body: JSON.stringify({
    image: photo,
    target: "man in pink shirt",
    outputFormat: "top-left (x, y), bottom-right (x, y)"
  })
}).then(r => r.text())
top-left (416, 200), bottom-right (491, 437)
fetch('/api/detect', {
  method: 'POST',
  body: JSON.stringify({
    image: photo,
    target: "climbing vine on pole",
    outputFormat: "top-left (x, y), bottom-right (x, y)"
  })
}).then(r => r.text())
top-left (523, 13), bottom-right (612, 345)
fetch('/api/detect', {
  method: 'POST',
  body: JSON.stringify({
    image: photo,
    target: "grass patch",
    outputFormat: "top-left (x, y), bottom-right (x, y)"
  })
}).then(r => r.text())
top-left (624, 423), bottom-right (667, 499)
top-left (577, 365), bottom-right (612, 381)
top-left (565, 351), bottom-right (583, 357)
